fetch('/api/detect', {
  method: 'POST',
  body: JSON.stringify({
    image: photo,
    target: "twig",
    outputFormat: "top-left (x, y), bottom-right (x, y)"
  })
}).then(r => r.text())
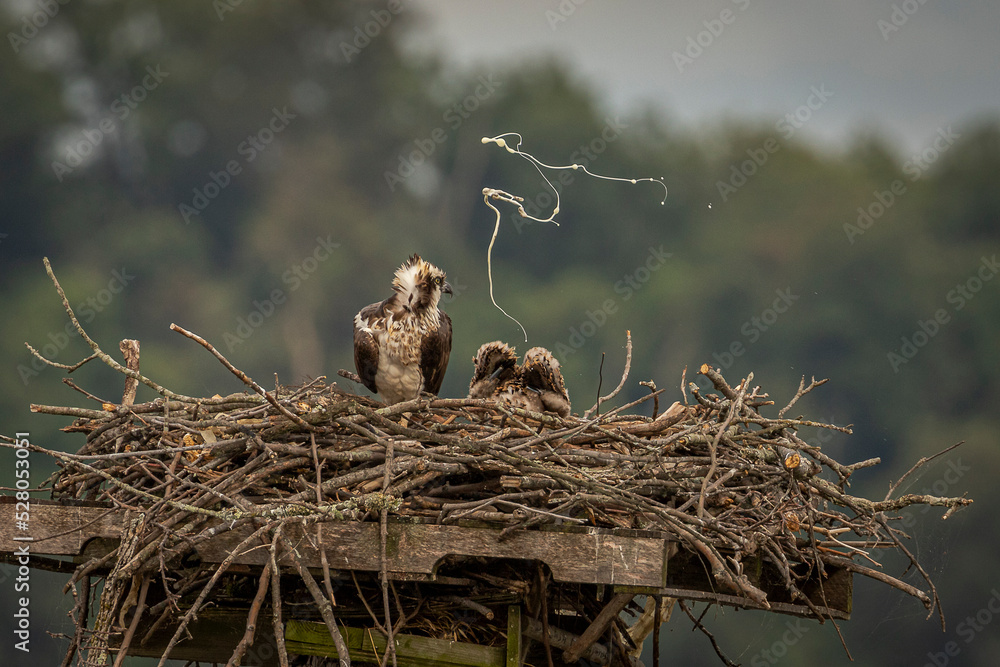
top-left (338, 368), bottom-right (364, 385)
top-left (120, 339), bottom-right (140, 406)
top-left (697, 374), bottom-right (749, 519)
top-left (270, 533), bottom-right (290, 667)
top-left (639, 380), bottom-right (659, 418)
top-left (59, 575), bottom-right (91, 667)
top-left (36, 257), bottom-right (198, 401)
top-left (154, 522), bottom-right (276, 667)
top-left (678, 601), bottom-right (737, 667)
top-left (170, 323), bottom-right (314, 431)
top-left (778, 376), bottom-right (828, 418)
top-left (584, 330), bottom-right (632, 418)
top-left (596, 352), bottom-right (606, 418)
top-left (225, 561), bottom-right (272, 667)
top-left (113, 575), bottom-right (150, 667)
top-left (278, 529), bottom-right (351, 666)
top-left (884, 441), bottom-right (966, 502)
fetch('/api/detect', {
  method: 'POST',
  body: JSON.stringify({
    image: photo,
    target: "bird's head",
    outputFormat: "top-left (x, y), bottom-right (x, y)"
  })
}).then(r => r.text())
top-left (392, 254), bottom-right (452, 313)
top-left (522, 347), bottom-right (567, 392)
top-left (469, 341), bottom-right (518, 398)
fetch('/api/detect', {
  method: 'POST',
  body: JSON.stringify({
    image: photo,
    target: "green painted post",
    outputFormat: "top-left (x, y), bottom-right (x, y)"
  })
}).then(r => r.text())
top-left (506, 605), bottom-right (522, 667)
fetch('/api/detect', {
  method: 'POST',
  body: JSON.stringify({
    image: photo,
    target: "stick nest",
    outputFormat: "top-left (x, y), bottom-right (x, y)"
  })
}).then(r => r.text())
top-left (11, 259), bottom-right (974, 666)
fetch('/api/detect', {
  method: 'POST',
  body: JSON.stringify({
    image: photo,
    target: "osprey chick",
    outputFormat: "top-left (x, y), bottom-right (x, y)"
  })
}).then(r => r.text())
top-left (468, 341), bottom-right (519, 399)
top-left (468, 342), bottom-right (571, 417)
top-left (520, 347), bottom-right (571, 417)
top-left (353, 255), bottom-right (452, 404)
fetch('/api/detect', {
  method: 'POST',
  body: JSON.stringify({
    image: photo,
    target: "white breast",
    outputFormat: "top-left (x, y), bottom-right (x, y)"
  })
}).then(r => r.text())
top-left (374, 356), bottom-right (424, 404)
top-left (363, 319), bottom-right (426, 404)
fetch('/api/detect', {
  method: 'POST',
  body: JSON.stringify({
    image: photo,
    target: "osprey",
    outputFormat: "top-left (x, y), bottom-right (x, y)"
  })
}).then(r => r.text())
top-left (468, 341), bottom-right (519, 400)
top-left (469, 341), bottom-right (571, 417)
top-left (353, 255), bottom-right (453, 404)
top-left (520, 346), bottom-right (571, 417)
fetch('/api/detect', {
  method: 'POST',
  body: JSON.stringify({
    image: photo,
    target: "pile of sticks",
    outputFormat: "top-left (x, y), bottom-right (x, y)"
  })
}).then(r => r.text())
top-left (10, 259), bottom-right (975, 666)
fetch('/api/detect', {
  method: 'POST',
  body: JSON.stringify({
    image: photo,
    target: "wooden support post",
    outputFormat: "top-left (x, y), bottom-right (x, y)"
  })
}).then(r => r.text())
top-left (562, 592), bottom-right (633, 664)
top-left (653, 596), bottom-right (661, 667)
top-left (506, 605), bottom-right (522, 667)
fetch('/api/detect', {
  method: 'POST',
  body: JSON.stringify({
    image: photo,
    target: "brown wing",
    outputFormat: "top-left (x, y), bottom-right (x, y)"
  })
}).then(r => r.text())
top-left (420, 311), bottom-right (452, 395)
top-left (353, 302), bottom-right (383, 394)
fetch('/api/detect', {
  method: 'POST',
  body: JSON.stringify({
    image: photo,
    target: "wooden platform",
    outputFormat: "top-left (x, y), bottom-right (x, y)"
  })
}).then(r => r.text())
top-left (0, 497), bottom-right (851, 620)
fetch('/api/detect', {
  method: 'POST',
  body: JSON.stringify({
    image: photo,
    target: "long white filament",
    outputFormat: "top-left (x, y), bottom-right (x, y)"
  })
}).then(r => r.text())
top-left (480, 132), bottom-right (668, 342)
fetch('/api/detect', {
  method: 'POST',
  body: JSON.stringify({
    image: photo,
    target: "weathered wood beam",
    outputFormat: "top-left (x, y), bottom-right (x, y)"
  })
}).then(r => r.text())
top-left (0, 498), bottom-right (669, 588)
top-left (522, 618), bottom-right (611, 665)
top-left (285, 620), bottom-right (505, 667)
top-left (562, 591), bottom-right (633, 664)
top-left (0, 498), bottom-right (853, 619)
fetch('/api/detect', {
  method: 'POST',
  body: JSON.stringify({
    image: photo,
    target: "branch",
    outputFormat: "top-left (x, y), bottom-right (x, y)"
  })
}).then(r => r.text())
top-left (34, 257), bottom-right (197, 401)
top-left (278, 529), bottom-right (351, 666)
top-left (584, 330), bottom-right (632, 419)
top-left (884, 441), bottom-right (967, 502)
top-left (170, 323), bottom-right (314, 431)
top-left (778, 375), bottom-right (828, 418)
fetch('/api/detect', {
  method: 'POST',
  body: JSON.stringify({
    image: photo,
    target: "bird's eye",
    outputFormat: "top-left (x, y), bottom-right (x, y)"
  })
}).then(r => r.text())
top-left (434, 276), bottom-right (443, 286)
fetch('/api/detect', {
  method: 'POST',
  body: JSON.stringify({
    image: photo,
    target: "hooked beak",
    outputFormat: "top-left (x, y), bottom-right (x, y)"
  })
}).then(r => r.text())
top-left (443, 281), bottom-right (454, 296)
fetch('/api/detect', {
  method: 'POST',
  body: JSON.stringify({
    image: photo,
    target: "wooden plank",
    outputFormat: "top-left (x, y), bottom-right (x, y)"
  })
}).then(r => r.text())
top-left (234, 521), bottom-right (669, 587)
top-left (285, 620), bottom-right (505, 667)
top-left (0, 497), bottom-right (120, 555)
top-left (0, 498), bottom-right (666, 587)
top-left (0, 497), bottom-right (851, 619)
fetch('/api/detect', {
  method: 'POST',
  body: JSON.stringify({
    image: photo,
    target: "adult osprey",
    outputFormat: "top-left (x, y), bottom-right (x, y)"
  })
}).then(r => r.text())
top-left (353, 255), bottom-right (453, 404)
top-left (469, 341), bottom-right (571, 417)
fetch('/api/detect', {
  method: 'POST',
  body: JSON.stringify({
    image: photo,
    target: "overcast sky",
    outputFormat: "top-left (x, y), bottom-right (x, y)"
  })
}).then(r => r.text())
top-left (404, 0), bottom-right (1000, 156)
